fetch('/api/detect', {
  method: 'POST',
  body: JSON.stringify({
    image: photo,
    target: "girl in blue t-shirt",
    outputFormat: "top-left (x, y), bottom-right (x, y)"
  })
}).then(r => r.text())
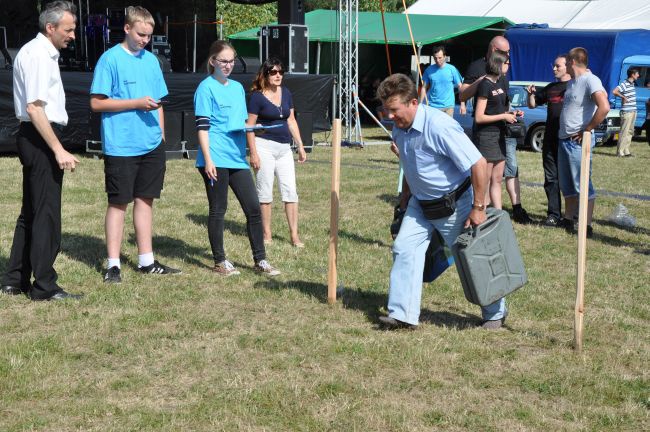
top-left (246, 58), bottom-right (307, 248)
top-left (193, 41), bottom-right (280, 276)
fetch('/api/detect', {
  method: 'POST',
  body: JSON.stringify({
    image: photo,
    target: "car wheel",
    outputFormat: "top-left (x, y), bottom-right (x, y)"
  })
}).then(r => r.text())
top-left (527, 124), bottom-right (545, 153)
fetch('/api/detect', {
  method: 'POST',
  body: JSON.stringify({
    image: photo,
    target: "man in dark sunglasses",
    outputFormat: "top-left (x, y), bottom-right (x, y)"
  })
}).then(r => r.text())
top-left (460, 36), bottom-right (532, 225)
top-left (526, 54), bottom-right (571, 228)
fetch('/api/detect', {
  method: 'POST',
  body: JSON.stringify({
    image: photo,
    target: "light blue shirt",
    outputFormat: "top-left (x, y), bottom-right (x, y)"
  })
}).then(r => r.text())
top-left (193, 76), bottom-right (249, 169)
top-left (392, 104), bottom-right (480, 200)
top-left (422, 63), bottom-right (463, 109)
top-left (90, 45), bottom-right (168, 156)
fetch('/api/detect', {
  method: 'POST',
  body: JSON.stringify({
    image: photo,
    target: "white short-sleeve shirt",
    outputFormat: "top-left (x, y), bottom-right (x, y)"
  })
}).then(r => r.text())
top-left (13, 32), bottom-right (68, 126)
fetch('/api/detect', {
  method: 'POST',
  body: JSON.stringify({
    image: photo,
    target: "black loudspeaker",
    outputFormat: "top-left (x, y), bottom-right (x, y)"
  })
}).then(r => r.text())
top-left (295, 111), bottom-right (313, 153)
top-left (163, 111), bottom-right (183, 153)
top-left (278, 0), bottom-right (305, 25)
top-left (260, 25), bottom-right (308, 74)
top-left (89, 111), bottom-right (102, 141)
top-left (156, 54), bottom-right (172, 73)
top-left (182, 111), bottom-right (199, 151)
top-left (107, 8), bottom-right (125, 48)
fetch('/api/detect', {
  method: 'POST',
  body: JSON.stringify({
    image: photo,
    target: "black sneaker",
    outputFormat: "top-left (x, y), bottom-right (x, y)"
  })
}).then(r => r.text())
top-left (512, 207), bottom-right (532, 224)
top-left (559, 217), bottom-right (573, 231)
top-left (138, 260), bottom-right (181, 275)
top-left (564, 217), bottom-right (578, 235)
top-left (378, 315), bottom-right (417, 330)
top-left (543, 215), bottom-right (560, 227)
top-left (564, 218), bottom-right (594, 238)
top-left (103, 266), bottom-right (122, 284)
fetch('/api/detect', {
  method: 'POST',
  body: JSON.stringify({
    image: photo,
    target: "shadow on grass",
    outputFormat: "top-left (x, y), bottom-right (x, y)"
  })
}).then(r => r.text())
top-left (186, 213), bottom-right (248, 237)
top-left (61, 232), bottom-right (106, 272)
top-left (338, 229), bottom-right (390, 248)
top-left (186, 212), bottom-right (297, 249)
top-left (583, 220), bottom-right (650, 254)
top-left (125, 233), bottom-right (212, 269)
top-left (377, 193), bottom-right (398, 205)
top-left (254, 279), bottom-right (480, 330)
top-left (595, 218), bottom-right (650, 237)
top-left (592, 150), bottom-right (620, 158)
top-left (367, 158), bottom-right (399, 165)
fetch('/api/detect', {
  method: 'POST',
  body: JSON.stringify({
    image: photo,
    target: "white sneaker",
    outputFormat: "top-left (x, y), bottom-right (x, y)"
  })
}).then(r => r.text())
top-left (254, 259), bottom-right (281, 276)
top-left (213, 260), bottom-right (241, 276)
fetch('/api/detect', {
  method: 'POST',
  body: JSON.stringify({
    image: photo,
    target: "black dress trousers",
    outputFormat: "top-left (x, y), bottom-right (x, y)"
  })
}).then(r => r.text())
top-left (2, 122), bottom-right (64, 299)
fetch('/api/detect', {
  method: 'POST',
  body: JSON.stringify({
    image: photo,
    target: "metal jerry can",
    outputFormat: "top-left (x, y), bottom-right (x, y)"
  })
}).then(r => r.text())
top-left (452, 208), bottom-right (527, 306)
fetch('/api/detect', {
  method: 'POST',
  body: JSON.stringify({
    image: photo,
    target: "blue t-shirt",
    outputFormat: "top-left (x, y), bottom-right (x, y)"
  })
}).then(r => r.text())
top-left (392, 104), bottom-right (480, 200)
top-left (422, 63), bottom-right (463, 109)
top-left (247, 88), bottom-right (294, 144)
top-left (90, 45), bottom-right (168, 156)
top-left (193, 76), bottom-right (249, 169)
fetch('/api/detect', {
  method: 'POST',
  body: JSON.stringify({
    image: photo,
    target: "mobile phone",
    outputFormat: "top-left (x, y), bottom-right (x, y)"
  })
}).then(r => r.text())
top-left (156, 99), bottom-right (169, 105)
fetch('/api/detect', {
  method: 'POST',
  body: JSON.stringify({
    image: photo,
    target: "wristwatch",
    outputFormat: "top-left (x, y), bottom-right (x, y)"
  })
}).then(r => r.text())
top-left (472, 203), bottom-right (486, 211)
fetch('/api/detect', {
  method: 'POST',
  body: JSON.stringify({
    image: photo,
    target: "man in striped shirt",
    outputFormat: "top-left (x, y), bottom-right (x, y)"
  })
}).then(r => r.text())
top-left (613, 67), bottom-right (640, 157)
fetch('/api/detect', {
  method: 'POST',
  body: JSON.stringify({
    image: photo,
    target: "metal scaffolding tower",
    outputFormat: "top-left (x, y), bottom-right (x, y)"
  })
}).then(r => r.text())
top-left (338, 0), bottom-right (361, 146)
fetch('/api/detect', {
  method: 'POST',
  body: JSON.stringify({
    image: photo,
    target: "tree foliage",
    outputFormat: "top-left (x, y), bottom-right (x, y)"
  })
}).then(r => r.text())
top-left (305, 0), bottom-right (417, 12)
top-left (217, 0), bottom-right (277, 37)
top-left (220, 0), bottom-right (418, 38)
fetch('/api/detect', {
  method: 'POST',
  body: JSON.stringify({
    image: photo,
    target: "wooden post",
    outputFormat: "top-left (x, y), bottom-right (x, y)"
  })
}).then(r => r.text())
top-left (574, 130), bottom-right (591, 352)
top-left (328, 120), bottom-right (342, 304)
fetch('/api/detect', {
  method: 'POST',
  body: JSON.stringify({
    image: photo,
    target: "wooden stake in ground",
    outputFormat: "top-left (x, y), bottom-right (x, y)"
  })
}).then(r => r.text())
top-left (574, 130), bottom-right (591, 352)
top-left (328, 119), bottom-right (342, 304)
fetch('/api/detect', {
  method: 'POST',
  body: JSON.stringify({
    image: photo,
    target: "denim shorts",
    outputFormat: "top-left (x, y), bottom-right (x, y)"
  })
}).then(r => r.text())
top-left (558, 135), bottom-right (596, 199)
top-left (504, 138), bottom-right (518, 178)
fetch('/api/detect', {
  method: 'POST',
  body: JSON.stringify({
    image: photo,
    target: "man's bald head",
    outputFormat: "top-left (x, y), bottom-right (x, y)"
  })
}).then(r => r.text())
top-left (488, 36), bottom-right (510, 56)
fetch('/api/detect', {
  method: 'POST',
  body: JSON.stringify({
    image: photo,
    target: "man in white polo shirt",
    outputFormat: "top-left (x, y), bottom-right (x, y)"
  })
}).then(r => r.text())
top-left (1, 1), bottom-right (82, 301)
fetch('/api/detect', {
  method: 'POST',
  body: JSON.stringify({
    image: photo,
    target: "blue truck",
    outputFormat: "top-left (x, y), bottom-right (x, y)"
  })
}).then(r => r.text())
top-left (506, 28), bottom-right (650, 133)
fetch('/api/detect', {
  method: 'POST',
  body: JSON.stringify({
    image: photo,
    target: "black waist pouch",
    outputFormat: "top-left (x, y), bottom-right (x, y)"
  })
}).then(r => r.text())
top-left (419, 195), bottom-right (456, 219)
top-left (418, 177), bottom-right (471, 220)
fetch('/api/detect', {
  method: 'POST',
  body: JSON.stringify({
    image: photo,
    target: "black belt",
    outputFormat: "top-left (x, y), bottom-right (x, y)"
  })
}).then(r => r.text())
top-left (417, 177), bottom-right (472, 220)
top-left (450, 176), bottom-right (472, 200)
top-left (419, 177), bottom-right (471, 207)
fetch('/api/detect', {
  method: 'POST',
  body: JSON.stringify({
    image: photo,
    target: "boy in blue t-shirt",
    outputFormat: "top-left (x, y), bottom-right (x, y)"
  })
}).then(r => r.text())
top-left (90, 6), bottom-right (180, 283)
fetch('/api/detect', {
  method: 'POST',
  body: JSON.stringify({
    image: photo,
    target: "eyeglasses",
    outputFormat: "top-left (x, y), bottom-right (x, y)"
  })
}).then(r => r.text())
top-left (268, 69), bottom-right (285, 76)
top-left (552, 64), bottom-right (563, 69)
top-left (215, 58), bottom-right (235, 65)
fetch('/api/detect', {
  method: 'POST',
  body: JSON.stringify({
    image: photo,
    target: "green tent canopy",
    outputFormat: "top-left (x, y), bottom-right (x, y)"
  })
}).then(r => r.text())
top-left (229, 9), bottom-right (512, 45)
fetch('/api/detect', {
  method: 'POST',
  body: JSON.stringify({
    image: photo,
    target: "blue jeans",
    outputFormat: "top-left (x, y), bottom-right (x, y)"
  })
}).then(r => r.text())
top-left (504, 137), bottom-right (518, 178)
top-left (558, 135), bottom-right (596, 199)
top-left (388, 190), bottom-right (507, 325)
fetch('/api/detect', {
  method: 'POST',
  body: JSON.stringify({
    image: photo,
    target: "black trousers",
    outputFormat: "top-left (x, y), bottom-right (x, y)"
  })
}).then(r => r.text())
top-left (199, 167), bottom-right (265, 264)
top-left (542, 138), bottom-right (562, 218)
top-left (2, 123), bottom-right (64, 299)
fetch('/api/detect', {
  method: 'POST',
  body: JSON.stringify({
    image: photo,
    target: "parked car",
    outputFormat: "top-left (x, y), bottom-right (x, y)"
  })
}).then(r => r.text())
top-left (454, 81), bottom-right (621, 152)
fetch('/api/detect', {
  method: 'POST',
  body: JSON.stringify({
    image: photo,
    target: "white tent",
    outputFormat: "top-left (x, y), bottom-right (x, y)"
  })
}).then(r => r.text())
top-left (566, 0), bottom-right (650, 29)
top-left (406, 0), bottom-right (650, 30)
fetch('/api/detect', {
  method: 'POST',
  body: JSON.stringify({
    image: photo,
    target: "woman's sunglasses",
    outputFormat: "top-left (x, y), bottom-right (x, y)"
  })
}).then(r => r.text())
top-left (268, 69), bottom-right (285, 76)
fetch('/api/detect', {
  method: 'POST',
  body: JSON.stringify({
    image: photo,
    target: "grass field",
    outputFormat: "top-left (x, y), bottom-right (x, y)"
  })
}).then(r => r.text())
top-left (0, 132), bottom-right (648, 431)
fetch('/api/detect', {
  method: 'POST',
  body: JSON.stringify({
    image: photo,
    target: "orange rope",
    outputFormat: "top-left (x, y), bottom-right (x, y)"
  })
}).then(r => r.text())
top-left (379, 0), bottom-right (392, 75)
top-left (402, 0), bottom-right (427, 104)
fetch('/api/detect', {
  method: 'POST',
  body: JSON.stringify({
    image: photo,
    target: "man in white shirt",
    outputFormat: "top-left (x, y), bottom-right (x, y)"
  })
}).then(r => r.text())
top-left (1, 1), bottom-right (82, 301)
